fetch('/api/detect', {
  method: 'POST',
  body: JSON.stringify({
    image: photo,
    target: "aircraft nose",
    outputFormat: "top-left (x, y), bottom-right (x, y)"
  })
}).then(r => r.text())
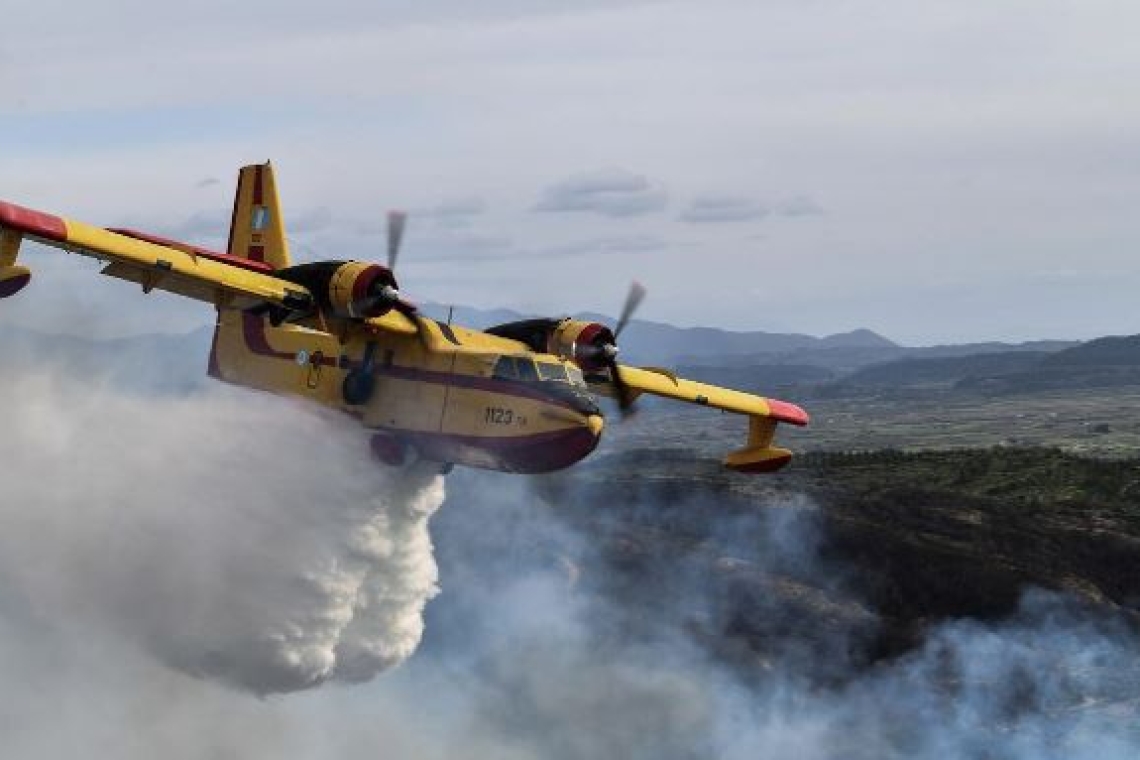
top-left (586, 414), bottom-right (605, 437)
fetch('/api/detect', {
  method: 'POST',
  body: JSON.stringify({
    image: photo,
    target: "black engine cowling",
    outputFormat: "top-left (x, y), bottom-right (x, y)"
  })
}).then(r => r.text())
top-left (275, 261), bottom-right (398, 319)
top-left (485, 318), bottom-right (615, 372)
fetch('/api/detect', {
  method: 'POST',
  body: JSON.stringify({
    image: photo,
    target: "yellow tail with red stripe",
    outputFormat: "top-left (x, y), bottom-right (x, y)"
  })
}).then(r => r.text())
top-left (226, 162), bottom-right (292, 270)
top-left (210, 162), bottom-right (301, 382)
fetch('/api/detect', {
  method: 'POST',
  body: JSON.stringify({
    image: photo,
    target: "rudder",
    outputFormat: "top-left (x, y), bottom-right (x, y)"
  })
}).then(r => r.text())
top-left (226, 162), bottom-right (292, 270)
top-left (210, 161), bottom-right (292, 382)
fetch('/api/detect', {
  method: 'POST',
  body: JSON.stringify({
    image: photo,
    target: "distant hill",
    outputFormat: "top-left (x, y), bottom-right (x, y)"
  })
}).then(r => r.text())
top-left (420, 301), bottom-right (898, 366)
top-left (816, 328), bottom-right (898, 349)
top-left (948, 334), bottom-right (1140, 394)
top-left (1043, 335), bottom-right (1140, 367)
top-left (808, 334), bottom-right (1140, 398)
top-left (674, 364), bottom-right (836, 395)
top-left (0, 325), bottom-right (213, 395)
top-left (823, 351), bottom-right (1051, 394)
top-left (11, 317), bottom-right (1137, 401)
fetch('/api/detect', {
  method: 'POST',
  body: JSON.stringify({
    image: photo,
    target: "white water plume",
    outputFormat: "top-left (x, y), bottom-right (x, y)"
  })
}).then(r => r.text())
top-left (0, 366), bottom-right (444, 694)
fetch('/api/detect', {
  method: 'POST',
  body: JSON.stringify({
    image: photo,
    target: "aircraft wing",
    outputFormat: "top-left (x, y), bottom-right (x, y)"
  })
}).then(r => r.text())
top-left (592, 364), bottom-right (809, 473)
top-left (0, 200), bottom-right (314, 312)
top-left (612, 365), bottom-right (809, 425)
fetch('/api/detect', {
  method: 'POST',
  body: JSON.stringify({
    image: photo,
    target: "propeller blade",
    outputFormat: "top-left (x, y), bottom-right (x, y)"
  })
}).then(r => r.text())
top-left (387, 210), bottom-right (407, 271)
top-left (613, 281), bottom-right (646, 338)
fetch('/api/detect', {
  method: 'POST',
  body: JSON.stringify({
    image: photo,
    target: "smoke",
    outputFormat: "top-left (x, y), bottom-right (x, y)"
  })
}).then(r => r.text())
top-left (0, 365), bottom-right (444, 694)
top-left (0, 341), bottom-right (1137, 757)
top-left (430, 475), bottom-right (1140, 760)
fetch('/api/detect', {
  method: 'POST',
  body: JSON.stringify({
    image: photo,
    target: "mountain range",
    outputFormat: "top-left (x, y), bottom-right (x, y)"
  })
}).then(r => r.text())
top-left (7, 309), bottom-right (1139, 399)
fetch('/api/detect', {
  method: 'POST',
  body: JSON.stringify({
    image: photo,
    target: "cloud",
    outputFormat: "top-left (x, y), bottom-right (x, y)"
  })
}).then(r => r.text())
top-left (415, 234), bottom-right (663, 263)
top-left (535, 169), bottom-right (668, 218)
top-left (679, 194), bottom-right (824, 224)
top-left (195, 177), bottom-right (220, 188)
top-left (420, 196), bottom-right (487, 218)
top-left (288, 205), bottom-right (335, 233)
top-left (775, 195), bottom-right (824, 217)
top-left (540, 234), bottom-right (665, 258)
top-left (169, 209), bottom-right (230, 240)
top-left (415, 196), bottom-right (488, 229)
top-left (4, 0), bottom-right (1140, 343)
top-left (414, 232), bottom-right (516, 262)
top-left (680, 195), bottom-right (769, 224)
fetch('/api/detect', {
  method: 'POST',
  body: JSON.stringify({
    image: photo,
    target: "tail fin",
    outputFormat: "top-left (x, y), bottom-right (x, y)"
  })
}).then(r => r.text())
top-left (226, 162), bottom-right (291, 270)
top-left (210, 162), bottom-right (292, 383)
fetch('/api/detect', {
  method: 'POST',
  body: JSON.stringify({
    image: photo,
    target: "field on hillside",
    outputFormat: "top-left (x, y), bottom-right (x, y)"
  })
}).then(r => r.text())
top-left (603, 387), bottom-right (1140, 459)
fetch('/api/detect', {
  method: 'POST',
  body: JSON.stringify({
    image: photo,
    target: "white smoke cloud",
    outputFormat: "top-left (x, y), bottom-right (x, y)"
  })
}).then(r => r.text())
top-left (0, 342), bottom-right (1137, 757)
top-left (0, 366), bottom-right (444, 694)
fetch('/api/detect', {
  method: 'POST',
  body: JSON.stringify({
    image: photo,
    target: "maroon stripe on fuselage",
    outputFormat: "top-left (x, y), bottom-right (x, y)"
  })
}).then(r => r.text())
top-left (239, 314), bottom-right (338, 366)
top-left (0, 201), bottom-right (67, 242)
top-left (247, 244), bottom-right (265, 263)
top-left (238, 315), bottom-right (580, 407)
top-left (376, 364), bottom-right (578, 411)
top-left (252, 165), bottom-right (264, 205)
top-left (398, 426), bottom-right (599, 474)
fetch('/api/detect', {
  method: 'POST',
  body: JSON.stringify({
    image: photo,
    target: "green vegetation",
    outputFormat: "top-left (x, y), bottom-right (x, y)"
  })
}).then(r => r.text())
top-left (794, 447), bottom-right (1140, 513)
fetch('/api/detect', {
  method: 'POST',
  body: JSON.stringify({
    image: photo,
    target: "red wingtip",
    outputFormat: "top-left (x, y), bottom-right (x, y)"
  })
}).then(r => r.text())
top-left (767, 399), bottom-right (810, 426)
top-left (0, 201), bottom-right (67, 242)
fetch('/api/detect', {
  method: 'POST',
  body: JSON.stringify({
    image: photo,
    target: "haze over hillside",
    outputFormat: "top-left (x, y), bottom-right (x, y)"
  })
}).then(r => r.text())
top-left (13, 307), bottom-right (1139, 408)
top-left (417, 302), bottom-right (1080, 369)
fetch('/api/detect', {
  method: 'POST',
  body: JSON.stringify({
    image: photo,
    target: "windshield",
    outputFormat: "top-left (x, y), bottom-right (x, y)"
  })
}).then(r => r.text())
top-left (493, 356), bottom-right (586, 388)
top-left (537, 361), bottom-right (568, 382)
top-left (566, 365), bottom-right (585, 387)
top-left (492, 356), bottom-right (539, 382)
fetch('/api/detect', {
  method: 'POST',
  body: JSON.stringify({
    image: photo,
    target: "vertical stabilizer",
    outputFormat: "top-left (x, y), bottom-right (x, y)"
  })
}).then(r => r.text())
top-left (226, 162), bottom-right (291, 270)
top-left (210, 162), bottom-right (293, 382)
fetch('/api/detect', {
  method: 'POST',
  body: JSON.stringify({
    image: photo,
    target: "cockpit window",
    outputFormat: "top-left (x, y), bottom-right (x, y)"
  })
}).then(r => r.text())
top-left (566, 365), bottom-right (586, 387)
top-left (493, 356), bottom-right (540, 382)
top-left (515, 358), bottom-right (539, 382)
top-left (492, 357), bottom-right (517, 380)
top-left (537, 361), bottom-right (569, 382)
top-left (495, 356), bottom-right (584, 386)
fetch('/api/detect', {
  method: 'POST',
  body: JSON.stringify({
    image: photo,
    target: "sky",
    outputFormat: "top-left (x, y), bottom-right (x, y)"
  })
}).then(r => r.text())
top-left (2, 0), bottom-right (1139, 345)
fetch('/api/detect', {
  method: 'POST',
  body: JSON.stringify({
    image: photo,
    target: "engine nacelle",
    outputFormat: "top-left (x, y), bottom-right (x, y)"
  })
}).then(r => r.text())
top-left (547, 319), bottom-right (615, 372)
top-left (275, 261), bottom-right (399, 319)
top-left (485, 317), bottom-right (618, 371)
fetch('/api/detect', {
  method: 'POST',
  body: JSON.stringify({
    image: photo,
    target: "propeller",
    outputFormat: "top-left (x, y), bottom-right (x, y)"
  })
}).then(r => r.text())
top-left (387, 210), bottom-right (407, 272)
top-left (382, 209), bottom-right (429, 341)
top-left (604, 282), bottom-right (646, 417)
top-left (355, 211), bottom-right (411, 316)
top-left (613, 281), bottom-right (646, 340)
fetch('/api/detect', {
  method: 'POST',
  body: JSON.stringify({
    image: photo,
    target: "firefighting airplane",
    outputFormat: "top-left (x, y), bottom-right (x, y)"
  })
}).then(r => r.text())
top-left (0, 163), bottom-right (807, 475)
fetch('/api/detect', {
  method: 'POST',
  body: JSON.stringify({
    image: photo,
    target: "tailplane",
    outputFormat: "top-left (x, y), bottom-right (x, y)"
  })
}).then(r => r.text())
top-left (226, 162), bottom-right (292, 270)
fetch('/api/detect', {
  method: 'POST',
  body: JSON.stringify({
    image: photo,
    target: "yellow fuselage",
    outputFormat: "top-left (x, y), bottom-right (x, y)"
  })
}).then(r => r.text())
top-left (210, 310), bottom-right (604, 473)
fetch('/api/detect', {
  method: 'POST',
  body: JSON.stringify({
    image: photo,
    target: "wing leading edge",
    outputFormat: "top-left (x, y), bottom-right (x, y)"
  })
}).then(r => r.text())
top-left (599, 364), bottom-right (809, 473)
top-left (0, 200), bottom-right (312, 311)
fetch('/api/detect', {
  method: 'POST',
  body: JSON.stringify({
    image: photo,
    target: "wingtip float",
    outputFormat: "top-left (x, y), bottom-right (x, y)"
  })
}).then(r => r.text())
top-left (0, 162), bottom-right (808, 476)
